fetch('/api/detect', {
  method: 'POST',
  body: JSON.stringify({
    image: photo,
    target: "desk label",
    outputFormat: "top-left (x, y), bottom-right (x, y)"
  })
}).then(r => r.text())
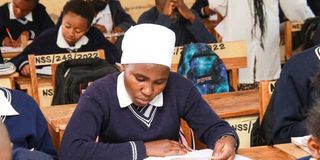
top-left (35, 52), bottom-right (99, 65)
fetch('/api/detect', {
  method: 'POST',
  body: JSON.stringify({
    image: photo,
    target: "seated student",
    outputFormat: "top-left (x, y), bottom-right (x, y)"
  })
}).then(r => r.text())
top-left (0, 87), bottom-right (57, 159)
top-left (9, 0), bottom-right (120, 76)
top-left (59, 24), bottom-right (238, 160)
top-left (138, 0), bottom-right (216, 46)
top-left (0, 0), bottom-right (54, 47)
top-left (88, 0), bottom-right (136, 44)
top-left (191, 0), bottom-right (215, 19)
top-left (0, 121), bottom-right (11, 160)
top-left (272, 44), bottom-right (320, 144)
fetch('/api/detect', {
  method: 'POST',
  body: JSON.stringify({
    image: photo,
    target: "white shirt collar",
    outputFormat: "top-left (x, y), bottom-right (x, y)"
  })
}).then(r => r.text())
top-left (117, 72), bottom-right (163, 108)
top-left (92, 4), bottom-right (113, 33)
top-left (8, 2), bottom-right (33, 22)
top-left (0, 90), bottom-right (19, 116)
top-left (56, 26), bottom-right (89, 50)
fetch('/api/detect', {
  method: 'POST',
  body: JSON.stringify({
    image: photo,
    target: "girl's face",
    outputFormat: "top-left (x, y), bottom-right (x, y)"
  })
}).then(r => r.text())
top-left (61, 12), bottom-right (90, 46)
top-left (12, 0), bottom-right (36, 19)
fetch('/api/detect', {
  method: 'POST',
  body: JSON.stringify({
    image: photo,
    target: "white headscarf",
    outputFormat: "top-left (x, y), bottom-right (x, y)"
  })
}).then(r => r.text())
top-left (121, 24), bottom-right (176, 68)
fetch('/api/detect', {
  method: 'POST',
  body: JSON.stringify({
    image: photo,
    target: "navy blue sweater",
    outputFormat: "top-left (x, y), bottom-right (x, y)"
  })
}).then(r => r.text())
top-left (10, 26), bottom-right (120, 71)
top-left (0, 88), bottom-right (57, 159)
top-left (60, 72), bottom-right (238, 160)
top-left (0, 3), bottom-right (54, 44)
top-left (138, 7), bottom-right (216, 46)
top-left (272, 45), bottom-right (320, 144)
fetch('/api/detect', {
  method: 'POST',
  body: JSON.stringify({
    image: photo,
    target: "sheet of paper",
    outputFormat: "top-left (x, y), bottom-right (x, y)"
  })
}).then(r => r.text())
top-left (291, 135), bottom-right (312, 154)
top-left (36, 66), bottom-right (52, 75)
top-left (0, 46), bottom-right (23, 53)
top-left (144, 149), bottom-right (251, 160)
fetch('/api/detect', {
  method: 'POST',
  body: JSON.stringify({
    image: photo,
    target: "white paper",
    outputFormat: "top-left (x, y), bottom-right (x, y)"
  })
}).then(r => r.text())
top-left (144, 149), bottom-right (251, 160)
top-left (291, 135), bottom-right (312, 154)
top-left (36, 66), bottom-right (52, 75)
top-left (0, 46), bottom-right (23, 53)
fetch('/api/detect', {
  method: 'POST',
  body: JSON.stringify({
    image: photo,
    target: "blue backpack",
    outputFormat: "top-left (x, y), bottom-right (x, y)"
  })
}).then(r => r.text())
top-left (178, 43), bottom-right (229, 94)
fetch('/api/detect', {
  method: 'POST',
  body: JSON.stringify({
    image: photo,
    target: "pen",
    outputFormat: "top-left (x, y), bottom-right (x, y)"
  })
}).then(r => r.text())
top-left (5, 27), bottom-right (13, 41)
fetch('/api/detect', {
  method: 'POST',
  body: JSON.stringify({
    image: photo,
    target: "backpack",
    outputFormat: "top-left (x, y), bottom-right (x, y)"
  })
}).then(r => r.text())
top-left (251, 85), bottom-right (277, 146)
top-left (177, 43), bottom-right (229, 94)
top-left (52, 58), bottom-right (119, 105)
top-left (298, 16), bottom-right (320, 50)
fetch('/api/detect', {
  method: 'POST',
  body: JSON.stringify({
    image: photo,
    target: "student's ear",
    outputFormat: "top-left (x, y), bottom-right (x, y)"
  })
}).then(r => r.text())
top-left (308, 136), bottom-right (320, 159)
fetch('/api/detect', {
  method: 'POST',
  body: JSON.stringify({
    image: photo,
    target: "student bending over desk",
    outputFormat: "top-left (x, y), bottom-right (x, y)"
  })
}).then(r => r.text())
top-left (0, 0), bottom-right (54, 47)
top-left (60, 24), bottom-right (238, 160)
top-left (9, 0), bottom-right (120, 76)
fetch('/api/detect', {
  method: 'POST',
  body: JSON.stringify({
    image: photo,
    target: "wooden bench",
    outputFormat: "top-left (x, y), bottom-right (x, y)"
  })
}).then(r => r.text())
top-left (41, 90), bottom-right (259, 149)
top-left (284, 21), bottom-right (304, 60)
top-left (171, 41), bottom-right (247, 91)
top-left (259, 80), bottom-right (276, 123)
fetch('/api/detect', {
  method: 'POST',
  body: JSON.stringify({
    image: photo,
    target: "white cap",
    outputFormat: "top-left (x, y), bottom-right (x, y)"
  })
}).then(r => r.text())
top-left (121, 23), bottom-right (176, 68)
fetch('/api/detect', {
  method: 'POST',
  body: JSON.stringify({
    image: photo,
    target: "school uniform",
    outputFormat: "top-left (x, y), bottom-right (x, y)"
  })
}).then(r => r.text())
top-left (0, 87), bottom-right (57, 159)
top-left (9, 26), bottom-right (120, 72)
top-left (137, 7), bottom-right (216, 46)
top-left (272, 45), bottom-right (320, 144)
top-left (0, 2), bottom-right (54, 45)
top-left (191, 0), bottom-right (210, 19)
top-left (59, 72), bottom-right (238, 160)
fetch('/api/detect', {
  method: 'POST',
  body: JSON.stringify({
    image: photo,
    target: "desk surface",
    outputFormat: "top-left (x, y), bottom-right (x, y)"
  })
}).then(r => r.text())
top-left (238, 145), bottom-right (295, 160)
top-left (274, 143), bottom-right (309, 159)
top-left (203, 89), bottom-right (259, 119)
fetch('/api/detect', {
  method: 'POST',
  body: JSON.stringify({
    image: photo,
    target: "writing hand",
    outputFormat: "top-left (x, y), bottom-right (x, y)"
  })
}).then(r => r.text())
top-left (145, 139), bottom-right (190, 157)
top-left (211, 136), bottom-right (236, 160)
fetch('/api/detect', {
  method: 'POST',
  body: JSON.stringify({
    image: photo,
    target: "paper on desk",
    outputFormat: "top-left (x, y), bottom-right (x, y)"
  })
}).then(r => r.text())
top-left (144, 149), bottom-right (251, 160)
top-left (291, 135), bottom-right (312, 154)
top-left (36, 66), bottom-right (52, 75)
top-left (0, 46), bottom-right (23, 53)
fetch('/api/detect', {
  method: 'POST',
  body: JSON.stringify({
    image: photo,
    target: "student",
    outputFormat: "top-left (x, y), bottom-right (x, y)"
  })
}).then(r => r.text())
top-left (9, 0), bottom-right (120, 76)
top-left (191, 0), bottom-right (215, 19)
top-left (88, 0), bottom-right (136, 43)
top-left (271, 44), bottom-right (320, 144)
top-left (0, 121), bottom-right (11, 160)
top-left (138, 0), bottom-right (216, 46)
top-left (0, 0), bottom-right (54, 47)
top-left (59, 24), bottom-right (238, 160)
top-left (0, 87), bottom-right (57, 159)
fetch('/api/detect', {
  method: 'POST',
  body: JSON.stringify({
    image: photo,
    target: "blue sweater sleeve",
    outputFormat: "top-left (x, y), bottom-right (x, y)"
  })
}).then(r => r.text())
top-left (59, 94), bottom-right (147, 160)
top-left (272, 67), bottom-right (309, 144)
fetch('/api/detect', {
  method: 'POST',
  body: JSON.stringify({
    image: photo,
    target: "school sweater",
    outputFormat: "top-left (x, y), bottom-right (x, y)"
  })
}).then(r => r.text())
top-left (59, 72), bottom-right (238, 160)
top-left (0, 88), bottom-right (57, 159)
top-left (10, 26), bottom-right (120, 71)
top-left (272, 45), bottom-right (320, 144)
top-left (138, 7), bottom-right (216, 46)
top-left (0, 3), bottom-right (54, 44)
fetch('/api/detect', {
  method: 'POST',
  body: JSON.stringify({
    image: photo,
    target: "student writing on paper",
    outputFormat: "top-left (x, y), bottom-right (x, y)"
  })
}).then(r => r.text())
top-left (9, 0), bottom-right (120, 76)
top-left (138, 0), bottom-right (216, 46)
top-left (59, 24), bottom-right (238, 160)
top-left (0, 0), bottom-right (54, 47)
top-left (0, 87), bottom-right (57, 160)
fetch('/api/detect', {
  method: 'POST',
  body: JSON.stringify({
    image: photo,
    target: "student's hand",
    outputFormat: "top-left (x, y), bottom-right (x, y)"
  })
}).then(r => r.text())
top-left (94, 24), bottom-right (108, 33)
top-left (20, 65), bottom-right (31, 77)
top-left (145, 139), bottom-right (190, 157)
top-left (2, 37), bottom-right (19, 48)
top-left (17, 31), bottom-right (30, 47)
top-left (176, 0), bottom-right (195, 23)
top-left (203, 6), bottom-right (215, 16)
top-left (160, 0), bottom-right (177, 17)
top-left (107, 27), bottom-right (123, 44)
top-left (211, 136), bottom-right (236, 160)
top-left (112, 26), bottom-right (123, 33)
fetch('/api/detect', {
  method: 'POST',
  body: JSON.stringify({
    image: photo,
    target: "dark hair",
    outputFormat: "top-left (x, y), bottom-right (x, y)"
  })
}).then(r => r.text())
top-left (251, 0), bottom-right (266, 49)
top-left (307, 73), bottom-right (320, 139)
top-left (62, 0), bottom-right (95, 28)
top-left (87, 0), bottom-right (110, 14)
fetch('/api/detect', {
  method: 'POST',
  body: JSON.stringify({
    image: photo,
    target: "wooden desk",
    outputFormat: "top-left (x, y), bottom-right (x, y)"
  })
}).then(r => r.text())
top-left (274, 143), bottom-right (309, 159)
top-left (238, 146), bottom-right (296, 160)
top-left (0, 72), bottom-right (19, 89)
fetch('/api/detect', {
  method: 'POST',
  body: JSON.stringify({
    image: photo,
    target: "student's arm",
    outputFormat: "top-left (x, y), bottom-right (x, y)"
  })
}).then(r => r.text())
top-left (272, 67), bottom-right (309, 144)
top-left (112, 1), bottom-right (136, 32)
top-left (32, 4), bottom-right (55, 39)
top-left (59, 94), bottom-right (147, 160)
top-left (185, 11), bottom-right (216, 43)
top-left (191, 0), bottom-right (210, 18)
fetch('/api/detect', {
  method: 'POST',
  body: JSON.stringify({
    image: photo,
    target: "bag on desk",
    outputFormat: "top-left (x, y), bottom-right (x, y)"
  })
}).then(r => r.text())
top-left (177, 43), bottom-right (229, 95)
top-left (52, 58), bottom-right (119, 105)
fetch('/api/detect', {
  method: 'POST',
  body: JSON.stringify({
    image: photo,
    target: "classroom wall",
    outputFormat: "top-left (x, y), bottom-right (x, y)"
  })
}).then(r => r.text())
top-left (1, 0), bottom-right (195, 23)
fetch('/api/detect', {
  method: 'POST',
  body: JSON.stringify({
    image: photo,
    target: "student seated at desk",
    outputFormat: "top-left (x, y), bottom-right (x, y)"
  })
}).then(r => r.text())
top-left (0, 0), bottom-right (54, 47)
top-left (137, 0), bottom-right (216, 46)
top-left (191, 0), bottom-right (215, 19)
top-left (9, 0), bottom-right (120, 76)
top-left (59, 24), bottom-right (238, 160)
top-left (0, 87), bottom-right (57, 160)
